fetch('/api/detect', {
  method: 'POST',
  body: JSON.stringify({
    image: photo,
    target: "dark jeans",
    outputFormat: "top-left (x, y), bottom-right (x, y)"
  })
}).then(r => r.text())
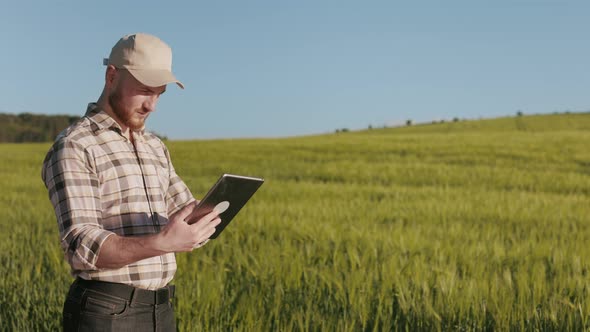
top-left (63, 278), bottom-right (176, 332)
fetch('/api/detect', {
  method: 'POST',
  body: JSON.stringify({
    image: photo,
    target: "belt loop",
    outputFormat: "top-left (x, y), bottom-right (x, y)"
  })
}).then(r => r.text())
top-left (129, 288), bottom-right (139, 307)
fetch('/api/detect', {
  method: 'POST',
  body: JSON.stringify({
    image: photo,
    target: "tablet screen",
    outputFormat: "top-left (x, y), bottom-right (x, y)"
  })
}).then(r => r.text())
top-left (187, 174), bottom-right (264, 239)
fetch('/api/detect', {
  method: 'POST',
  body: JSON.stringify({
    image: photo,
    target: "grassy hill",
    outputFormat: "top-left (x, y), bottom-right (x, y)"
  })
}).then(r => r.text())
top-left (1, 113), bottom-right (589, 331)
top-left (361, 112), bottom-right (590, 134)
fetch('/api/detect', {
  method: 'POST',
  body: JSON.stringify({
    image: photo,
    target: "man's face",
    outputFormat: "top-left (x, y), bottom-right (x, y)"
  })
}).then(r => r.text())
top-left (108, 69), bottom-right (166, 131)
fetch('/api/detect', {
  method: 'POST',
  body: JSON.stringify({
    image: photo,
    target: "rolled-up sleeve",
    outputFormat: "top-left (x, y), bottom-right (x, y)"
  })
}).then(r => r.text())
top-left (162, 145), bottom-right (195, 215)
top-left (42, 138), bottom-right (113, 271)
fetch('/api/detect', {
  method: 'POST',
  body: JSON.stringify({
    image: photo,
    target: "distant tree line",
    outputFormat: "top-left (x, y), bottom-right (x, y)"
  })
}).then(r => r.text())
top-left (0, 113), bottom-right (81, 142)
top-left (0, 113), bottom-right (170, 142)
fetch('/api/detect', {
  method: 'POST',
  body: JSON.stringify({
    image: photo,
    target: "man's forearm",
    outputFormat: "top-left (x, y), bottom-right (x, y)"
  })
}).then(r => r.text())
top-left (94, 203), bottom-right (217, 269)
top-left (95, 233), bottom-right (168, 269)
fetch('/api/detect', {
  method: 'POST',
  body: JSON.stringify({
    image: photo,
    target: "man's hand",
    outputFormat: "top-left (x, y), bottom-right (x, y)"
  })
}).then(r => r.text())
top-left (95, 202), bottom-right (219, 269)
top-left (156, 203), bottom-right (222, 253)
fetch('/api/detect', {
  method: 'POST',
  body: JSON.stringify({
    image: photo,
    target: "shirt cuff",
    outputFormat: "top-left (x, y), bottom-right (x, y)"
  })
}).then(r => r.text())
top-left (63, 226), bottom-right (115, 271)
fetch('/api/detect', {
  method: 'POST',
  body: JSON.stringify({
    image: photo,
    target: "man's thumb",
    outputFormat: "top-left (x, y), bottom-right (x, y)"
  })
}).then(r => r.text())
top-left (176, 203), bottom-right (196, 222)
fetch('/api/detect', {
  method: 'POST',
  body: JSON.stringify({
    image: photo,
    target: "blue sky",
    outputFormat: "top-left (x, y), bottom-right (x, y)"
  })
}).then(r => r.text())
top-left (2, 1), bottom-right (589, 139)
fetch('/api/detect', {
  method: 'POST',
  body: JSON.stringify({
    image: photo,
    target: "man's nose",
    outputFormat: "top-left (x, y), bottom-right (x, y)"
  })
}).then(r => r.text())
top-left (143, 95), bottom-right (158, 113)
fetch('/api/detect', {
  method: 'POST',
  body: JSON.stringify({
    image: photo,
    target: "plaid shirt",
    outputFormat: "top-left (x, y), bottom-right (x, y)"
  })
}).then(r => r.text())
top-left (42, 103), bottom-right (194, 290)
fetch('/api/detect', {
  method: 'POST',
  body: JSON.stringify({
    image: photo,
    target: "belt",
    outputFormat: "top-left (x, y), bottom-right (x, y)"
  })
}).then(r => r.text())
top-left (74, 277), bottom-right (175, 305)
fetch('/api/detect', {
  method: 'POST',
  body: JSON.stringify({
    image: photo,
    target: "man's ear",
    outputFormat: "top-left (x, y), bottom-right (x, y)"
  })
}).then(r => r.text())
top-left (105, 65), bottom-right (118, 88)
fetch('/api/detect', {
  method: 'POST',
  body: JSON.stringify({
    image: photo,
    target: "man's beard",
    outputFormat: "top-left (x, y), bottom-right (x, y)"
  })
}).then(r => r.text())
top-left (108, 90), bottom-right (146, 131)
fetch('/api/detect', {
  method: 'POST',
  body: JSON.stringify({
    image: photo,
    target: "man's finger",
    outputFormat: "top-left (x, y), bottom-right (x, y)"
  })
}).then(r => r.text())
top-left (203, 228), bottom-right (216, 240)
top-left (211, 217), bottom-right (222, 227)
top-left (199, 219), bottom-right (221, 237)
top-left (189, 210), bottom-right (220, 227)
top-left (175, 203), bottom-right (195, 222)
top-left (193, 239), bottom-right (209, 249)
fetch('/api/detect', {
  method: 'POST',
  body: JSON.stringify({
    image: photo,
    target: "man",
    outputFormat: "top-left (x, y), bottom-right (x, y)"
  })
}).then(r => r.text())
top-left (41, 33), bottom-right (220, 331)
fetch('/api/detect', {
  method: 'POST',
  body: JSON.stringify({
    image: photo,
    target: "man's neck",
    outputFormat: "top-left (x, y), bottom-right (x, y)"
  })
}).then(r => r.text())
top-left (95, 94), bottom-right (132, 141)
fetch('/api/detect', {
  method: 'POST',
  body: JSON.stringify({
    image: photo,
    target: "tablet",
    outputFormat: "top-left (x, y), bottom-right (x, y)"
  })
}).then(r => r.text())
top-left (187, 174), bottom-right (264, 239)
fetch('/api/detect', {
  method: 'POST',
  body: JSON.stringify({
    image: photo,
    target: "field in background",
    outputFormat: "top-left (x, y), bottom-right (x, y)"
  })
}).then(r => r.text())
top-left (1, 113), bottom-right (589, 331)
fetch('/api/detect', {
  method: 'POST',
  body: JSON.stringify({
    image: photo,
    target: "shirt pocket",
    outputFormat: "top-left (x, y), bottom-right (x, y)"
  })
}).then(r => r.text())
top-left (154, 158), bottom-right (170, 196)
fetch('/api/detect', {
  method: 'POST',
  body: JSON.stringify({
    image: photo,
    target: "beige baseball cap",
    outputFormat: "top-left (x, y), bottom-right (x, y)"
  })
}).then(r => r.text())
top-left (104, 33), bottom-right (184, 89)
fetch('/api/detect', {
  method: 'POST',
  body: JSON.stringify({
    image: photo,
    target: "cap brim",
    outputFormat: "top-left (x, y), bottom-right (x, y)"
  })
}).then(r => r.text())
top-left (127, 68), bottom-right (184, 89)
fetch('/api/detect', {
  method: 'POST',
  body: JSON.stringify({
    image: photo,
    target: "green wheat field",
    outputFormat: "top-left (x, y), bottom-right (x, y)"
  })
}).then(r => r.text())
top-left (1, 113), bottom-right (590, 331)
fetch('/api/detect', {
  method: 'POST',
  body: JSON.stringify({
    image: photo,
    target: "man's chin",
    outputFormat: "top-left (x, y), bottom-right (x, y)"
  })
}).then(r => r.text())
top-left (127, 118), bottom-right (147, 131)
top-left (129, 124), bottom-right (145, 131)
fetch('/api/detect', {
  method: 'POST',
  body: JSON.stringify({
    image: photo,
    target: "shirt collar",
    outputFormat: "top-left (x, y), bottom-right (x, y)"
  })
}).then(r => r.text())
top-left (85, 103), bottom-right (146, 139)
